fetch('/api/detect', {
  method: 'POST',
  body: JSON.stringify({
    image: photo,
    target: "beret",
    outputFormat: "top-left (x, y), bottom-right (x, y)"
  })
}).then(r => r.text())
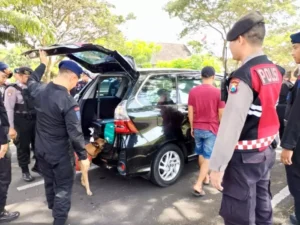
top-left (227, 11), bottom-right (264, 41)
top-left (290, 32), bottom-right (300, 44)
top-left (201, 66), bottom-right (215, 78)
top-left (0, 62), bottom-right (13, 78)
top-left (58, 60), bottom-right (83, 78)
top-left (14, 67), bottom-right (33, 75)
top-left (0, 62), bottom-right (8, 72)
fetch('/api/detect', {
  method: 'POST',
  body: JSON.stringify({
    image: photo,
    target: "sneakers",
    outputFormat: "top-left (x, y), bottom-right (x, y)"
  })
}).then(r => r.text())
top-left (22, 172), bottom-right (35, 182)
top-left (0, 209), bottom-right (20, 223)
top-left (290, 214), bottom-right (300, 225)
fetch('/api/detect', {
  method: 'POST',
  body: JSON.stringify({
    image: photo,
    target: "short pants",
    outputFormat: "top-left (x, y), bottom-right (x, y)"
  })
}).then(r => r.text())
top-left (194, 129), bottom-right (216, 159)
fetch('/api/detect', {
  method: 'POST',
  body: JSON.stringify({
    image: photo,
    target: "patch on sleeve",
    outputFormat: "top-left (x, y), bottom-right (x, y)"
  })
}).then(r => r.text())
top-left (74, 106), bottom-right (80, 120)
top-left (229, 78), bottom-right (240, 94)
top-left (6, 89), bottom-right (14, 97)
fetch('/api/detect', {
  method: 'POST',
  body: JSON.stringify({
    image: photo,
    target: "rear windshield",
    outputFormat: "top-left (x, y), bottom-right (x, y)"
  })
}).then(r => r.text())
top-left (72, 51), bottom-right (112, 65)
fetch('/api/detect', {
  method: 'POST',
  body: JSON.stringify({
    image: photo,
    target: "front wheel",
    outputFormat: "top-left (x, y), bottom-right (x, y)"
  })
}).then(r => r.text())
top-left (151, 144), bottom-right (184, 187)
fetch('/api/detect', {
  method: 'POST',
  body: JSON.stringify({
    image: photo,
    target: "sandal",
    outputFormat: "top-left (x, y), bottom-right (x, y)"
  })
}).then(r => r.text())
top-left (203, 181), bottom-right (210, 186)
top-left (192, 189), bottom-right (206, 197)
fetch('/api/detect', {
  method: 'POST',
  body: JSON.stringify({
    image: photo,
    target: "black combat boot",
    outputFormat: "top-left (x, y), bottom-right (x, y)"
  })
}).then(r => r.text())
top-left (31, 162), bottom-right (42, 176)
top-left (0, 209), bottom-right (20, 223)
top-left (21, 166), bottom-right (35, 182)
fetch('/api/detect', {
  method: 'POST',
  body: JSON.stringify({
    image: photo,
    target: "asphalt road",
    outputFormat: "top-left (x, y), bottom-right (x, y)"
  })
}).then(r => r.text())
top-left (5, 145), bottom-right (294, 225)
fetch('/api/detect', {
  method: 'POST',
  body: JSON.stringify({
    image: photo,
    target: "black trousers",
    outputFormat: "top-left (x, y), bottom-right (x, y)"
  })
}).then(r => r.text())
top-left (0, 149), bottom-right (11, 212)
top-left (37, 153), bottom-right (75, 224)
top-left (13, 115), bottom-right (36, 168)
top-left (286, 163), bottom-right (300, 223)
top-left (220, 147), bottom-right (276, 225)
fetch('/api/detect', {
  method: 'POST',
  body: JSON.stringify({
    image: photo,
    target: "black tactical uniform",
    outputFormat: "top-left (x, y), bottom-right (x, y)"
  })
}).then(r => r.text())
top-left (0, 62), bottom-right (19, 223)
top-left (4, 66), bottom-right (44, 182)
top-left (27, 61), bottom-right (87, 225)
top-left (277, 79), bottom-right (293, 140)
top-left (281, 32), bottom-right (300, 225)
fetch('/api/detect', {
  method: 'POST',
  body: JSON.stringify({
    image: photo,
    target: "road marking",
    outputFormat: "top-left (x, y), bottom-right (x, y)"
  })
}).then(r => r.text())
top-left (17, 165), bottom-right (99, 191)
top-left (272, 186), bottom-right (290, 208)
top-left (17, 180), bottom-right (45, 191)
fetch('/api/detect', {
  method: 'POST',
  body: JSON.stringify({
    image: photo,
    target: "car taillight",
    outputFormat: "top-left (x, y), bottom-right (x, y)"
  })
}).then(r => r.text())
top-left (114, 100), bottom-right (138, 134)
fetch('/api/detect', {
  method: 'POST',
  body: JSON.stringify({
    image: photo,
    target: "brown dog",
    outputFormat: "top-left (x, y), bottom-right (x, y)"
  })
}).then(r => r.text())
top-left (76, 138), bottom-right (106, 196)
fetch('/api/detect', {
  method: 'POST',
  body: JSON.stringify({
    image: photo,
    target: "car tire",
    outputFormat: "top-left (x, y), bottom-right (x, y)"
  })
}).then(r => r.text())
top-left (151, 144), bottom-right (184, 187)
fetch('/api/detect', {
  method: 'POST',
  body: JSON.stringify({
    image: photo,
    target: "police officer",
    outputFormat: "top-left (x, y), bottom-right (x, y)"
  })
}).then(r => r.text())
top-left (277, 68), bottom-right (297, 140)
top-left (27, 51), bottom-right (89, 225)
top-left (4, 65), bottom-right (44, 182)
top-left (209, 11), bottom-right (281, 225)
top-left (0, 63), bottom-right (19, 223)
top-left (280, 32), bottom-right (300, 225)
top-left (70, 70), bottom-right (91, 96)
top-left (0, 63), bottom-right (11, 99)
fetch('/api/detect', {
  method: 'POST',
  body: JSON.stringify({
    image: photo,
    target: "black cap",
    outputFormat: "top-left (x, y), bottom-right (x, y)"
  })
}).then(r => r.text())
top-left (14, 67), bottom-right (33, 75)
top-left (226, 11), bottom-right (264, 41)
top-left (290, 32), bottom-right (300, 44)
top-left (201, 66), bottom-right (215, 78)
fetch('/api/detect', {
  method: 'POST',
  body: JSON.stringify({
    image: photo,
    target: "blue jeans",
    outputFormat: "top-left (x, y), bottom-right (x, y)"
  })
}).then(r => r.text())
top-left (194, 129), bottom-right (216, 159)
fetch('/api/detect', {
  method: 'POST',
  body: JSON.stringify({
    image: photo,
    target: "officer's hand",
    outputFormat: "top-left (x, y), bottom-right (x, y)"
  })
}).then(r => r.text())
top-left (281, 149), bottom-right (293, 165)
top-left (39, 50), bottom-right (48, 66)
top-left (8, 128), bottom-right (17, 140)
top-left (210, 171), bottom-right (224, 192)
top-left (79, 158), bottom-right (90, 171)
top-left (0, 143), bottom-right (8, 159)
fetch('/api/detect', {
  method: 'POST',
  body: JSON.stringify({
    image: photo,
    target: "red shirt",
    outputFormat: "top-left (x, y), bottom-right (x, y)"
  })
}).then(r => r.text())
top-left (188, 84), bottom-right (225, 135)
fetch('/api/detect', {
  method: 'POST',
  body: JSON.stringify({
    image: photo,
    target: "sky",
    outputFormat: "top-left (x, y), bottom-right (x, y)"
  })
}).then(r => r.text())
top-left (108, 0), bottom-right (186, 43)
top-left (107, 0), bottom-right (224, 56)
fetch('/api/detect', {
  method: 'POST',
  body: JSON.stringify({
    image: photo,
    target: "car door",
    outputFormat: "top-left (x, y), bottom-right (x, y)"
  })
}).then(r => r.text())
top-left (127, 74), bottom-right (178, 146)
top-left (176, 74), bottom-right (202, 158)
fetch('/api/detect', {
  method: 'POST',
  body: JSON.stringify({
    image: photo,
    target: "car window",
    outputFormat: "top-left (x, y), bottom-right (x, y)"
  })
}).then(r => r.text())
top-left (137, 75), bottom-right (176, 106)
top-left (178, 75), bottom-right (202, 105)
top-left (97, 77), bottom-right (122, 96)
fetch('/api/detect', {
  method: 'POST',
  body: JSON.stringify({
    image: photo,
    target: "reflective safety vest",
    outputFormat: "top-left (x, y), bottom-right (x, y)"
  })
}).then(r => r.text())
top-left (229, 55), bottom-right (282, 152)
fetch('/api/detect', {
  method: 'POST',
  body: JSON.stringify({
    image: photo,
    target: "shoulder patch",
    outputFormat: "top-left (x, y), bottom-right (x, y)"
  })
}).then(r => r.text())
top-left (74, 106), bottom-right (80, 120)
top-left (229, 78), bottom-right (240, 94)
top-left (6, 88), bottom-right (15, 97)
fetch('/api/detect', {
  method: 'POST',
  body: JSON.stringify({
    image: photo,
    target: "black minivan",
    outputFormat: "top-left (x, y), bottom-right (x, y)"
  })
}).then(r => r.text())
top-left (24, 43), bottom-right (223, 187)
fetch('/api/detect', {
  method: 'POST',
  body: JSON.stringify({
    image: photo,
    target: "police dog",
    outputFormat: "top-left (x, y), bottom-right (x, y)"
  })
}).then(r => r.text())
top-left (78, 138), bottom-right (106, 196)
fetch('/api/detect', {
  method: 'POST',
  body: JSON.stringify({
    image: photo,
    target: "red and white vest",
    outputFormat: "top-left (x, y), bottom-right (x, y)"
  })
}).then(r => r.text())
top-left (229, 55), bottom-right (282, 152)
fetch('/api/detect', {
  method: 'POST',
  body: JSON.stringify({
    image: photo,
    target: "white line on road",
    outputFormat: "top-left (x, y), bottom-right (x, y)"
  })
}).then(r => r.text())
top-left (17, 165), bottom-right (99, 191)
top-left (272, 186), bottom-right (290, 208)
top-left (17, 180), bottom-right (45, 191)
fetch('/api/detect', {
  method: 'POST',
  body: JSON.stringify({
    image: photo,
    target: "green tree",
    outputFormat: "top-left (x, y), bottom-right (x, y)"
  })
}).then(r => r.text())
top-left (0, 0), bottom-right (53, 46)
top-left (165, 0), bottom-right (298, 66)
top-left (119, 40), bottom-right (161, 66)
top-left (156, 54), bottom-right (222, 72)
top-left (263, 24), bottom-right (300, 70)
top-left (3, 0), bottom-right (134, 81)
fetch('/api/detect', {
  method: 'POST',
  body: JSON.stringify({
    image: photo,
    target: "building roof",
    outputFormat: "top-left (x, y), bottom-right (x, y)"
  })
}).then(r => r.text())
top-left (151, 42), bottom-right (192, 64)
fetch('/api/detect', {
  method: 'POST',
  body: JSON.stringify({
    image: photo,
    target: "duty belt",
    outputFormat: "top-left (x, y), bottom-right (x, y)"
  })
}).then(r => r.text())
top-left (235, 134), bottom-right (277, 150)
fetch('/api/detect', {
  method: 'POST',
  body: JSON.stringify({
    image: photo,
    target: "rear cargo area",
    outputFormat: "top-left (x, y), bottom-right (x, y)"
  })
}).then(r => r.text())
top-left (79, 75), bottom-right (130, 163)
